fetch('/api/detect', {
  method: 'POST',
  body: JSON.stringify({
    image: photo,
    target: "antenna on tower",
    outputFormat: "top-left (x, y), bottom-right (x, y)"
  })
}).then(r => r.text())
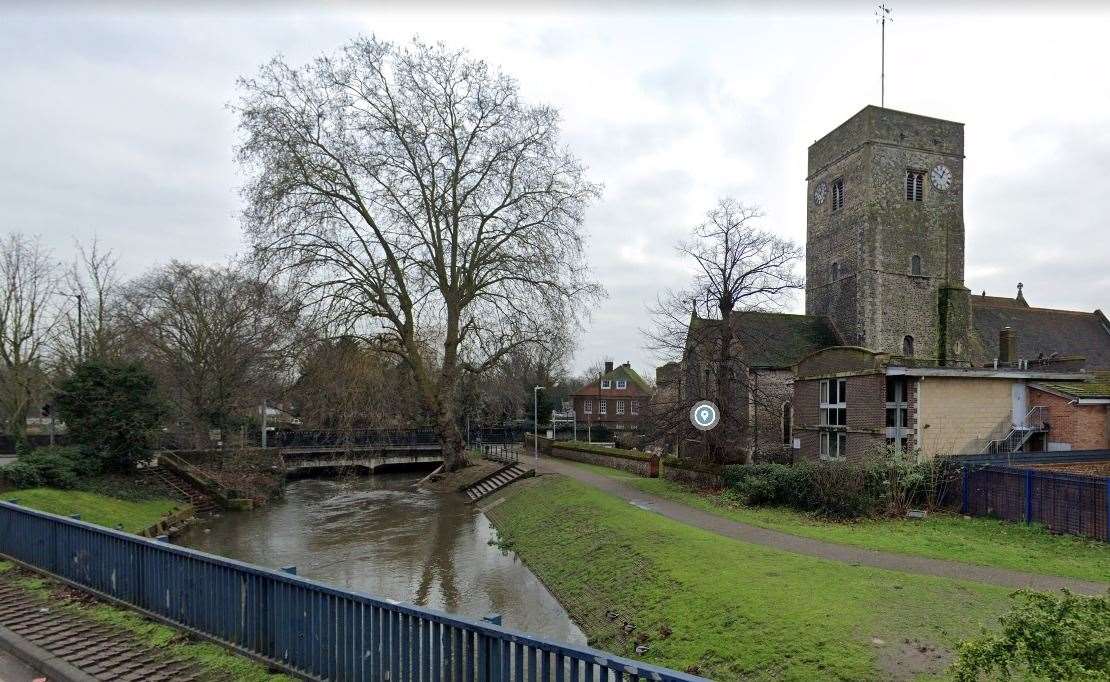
top-left (875, 4), bottom-right (893, 108)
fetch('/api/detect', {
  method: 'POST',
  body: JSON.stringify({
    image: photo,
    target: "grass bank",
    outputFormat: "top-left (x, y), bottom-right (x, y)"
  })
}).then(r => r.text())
top-left (569, 460), bottom-right (1110, 585)
top-left (0, 560), bottom-right (290, 680)
top-left (487, 475), bottom-right (1014, 681)
top-left (4, 488), bottom-right (180, 533)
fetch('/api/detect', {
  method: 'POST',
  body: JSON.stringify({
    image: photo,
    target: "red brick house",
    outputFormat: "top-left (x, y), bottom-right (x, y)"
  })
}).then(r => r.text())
top-left (572, 361), bottom-right (651, 432)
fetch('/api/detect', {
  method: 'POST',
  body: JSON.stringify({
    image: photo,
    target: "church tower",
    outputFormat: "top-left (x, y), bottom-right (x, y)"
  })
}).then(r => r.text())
top-left (804, 106), bottom-right (971, 364)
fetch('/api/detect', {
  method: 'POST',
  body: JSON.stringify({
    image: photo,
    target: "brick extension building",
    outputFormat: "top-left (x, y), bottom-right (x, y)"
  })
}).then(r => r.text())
top-left (571, 361), bottom-right (651, 432)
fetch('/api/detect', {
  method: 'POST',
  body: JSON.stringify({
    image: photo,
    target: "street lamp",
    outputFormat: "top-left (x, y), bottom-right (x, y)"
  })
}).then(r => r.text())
top-left (533, 385), bottom-right (543, 462)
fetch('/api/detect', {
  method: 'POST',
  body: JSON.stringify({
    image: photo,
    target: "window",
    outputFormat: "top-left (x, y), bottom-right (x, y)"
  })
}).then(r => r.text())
top-left (630, 400), bottom-right (639, 415)
top-left (905, 169), bottom-right (925, 201)
top-left (902, 335), bottom-right (914, 356)
top-left (829, 261), bottom-right (839, 283)
top-left (615, 379), bottom-right (627, 389)
top-left (599, 400), bottom-right (607, 415)
top-left (831, 178), bottom-right (844, 211)
top-left (601, 379), bottom-right (612, 390)
top-left (911, 254), bottom-right (922, 276)
top-left (781, 402), bottom-right (792, 445)
top-left (819, 379), bottom-right (847, 426)
top-left (885, 377), bottom-right (911, 455)
top-left (820, 431), bottom-right (847, 460)
top-left (584, 399), bottom-right (593, 414)
top-left (616, 400), bottom-right (626, 415)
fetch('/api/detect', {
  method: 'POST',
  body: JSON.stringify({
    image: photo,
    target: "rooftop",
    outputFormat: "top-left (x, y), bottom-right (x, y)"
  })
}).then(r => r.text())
top-left (689, 311), bottom-right (842, 369)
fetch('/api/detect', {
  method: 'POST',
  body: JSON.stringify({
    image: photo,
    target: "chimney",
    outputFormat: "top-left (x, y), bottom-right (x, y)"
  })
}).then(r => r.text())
top-left (604, 361), bottom-right (613, 374)
top-left (623, 361), bottom-right (631, 369)
top-left (999, 327), bottom-right (1015, 364)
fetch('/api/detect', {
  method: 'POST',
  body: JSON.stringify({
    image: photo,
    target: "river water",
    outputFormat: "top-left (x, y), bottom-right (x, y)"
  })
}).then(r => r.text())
top-left (177, 471), bottom-right (586, 646)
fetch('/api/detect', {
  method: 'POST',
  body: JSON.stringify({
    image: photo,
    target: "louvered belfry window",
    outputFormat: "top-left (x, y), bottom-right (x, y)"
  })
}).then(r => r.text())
top-left (831, 178), bottom-right (845, 211)
top-left (905, 170), bottom-right (925, 201)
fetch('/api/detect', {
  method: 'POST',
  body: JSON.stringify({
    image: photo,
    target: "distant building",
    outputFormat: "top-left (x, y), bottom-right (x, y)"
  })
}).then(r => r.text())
top-left (571, 361), bottom-right (652, 433)
top-left (660, 105), bottom-right (1110, 463)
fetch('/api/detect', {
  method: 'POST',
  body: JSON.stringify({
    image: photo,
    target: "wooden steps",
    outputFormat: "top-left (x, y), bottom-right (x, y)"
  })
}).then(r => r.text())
top-left (463, 463), bottom-right (533, 502)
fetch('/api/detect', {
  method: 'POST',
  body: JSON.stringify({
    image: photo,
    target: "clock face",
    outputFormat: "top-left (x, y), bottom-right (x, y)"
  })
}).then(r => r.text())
top-left (813, 181), bottom-right (828, 206)
top-left (931, 164), bottom-right (953, 191)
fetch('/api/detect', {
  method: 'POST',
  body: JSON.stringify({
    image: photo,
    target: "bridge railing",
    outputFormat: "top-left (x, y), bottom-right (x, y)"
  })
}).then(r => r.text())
top-left (267, 428), bottom-right (440, 449)
top-left (0, 501), bottom-right (706, 682)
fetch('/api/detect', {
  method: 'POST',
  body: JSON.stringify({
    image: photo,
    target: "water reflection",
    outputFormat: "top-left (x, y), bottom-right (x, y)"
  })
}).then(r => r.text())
top-left (178, 472), bottom-right (585, 645)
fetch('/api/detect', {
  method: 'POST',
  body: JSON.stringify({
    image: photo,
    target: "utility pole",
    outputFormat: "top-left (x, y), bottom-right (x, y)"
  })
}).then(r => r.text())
top-left (876, 4), bottom-right (893, 108)
top-left (533, 386), bottom-right (543, 462)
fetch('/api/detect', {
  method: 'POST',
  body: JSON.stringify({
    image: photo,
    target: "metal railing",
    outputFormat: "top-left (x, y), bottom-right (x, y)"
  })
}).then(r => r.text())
top-left (0, 501), bottom-right (706, 682)
top-left (982, 406), bottom-right (1048, 456)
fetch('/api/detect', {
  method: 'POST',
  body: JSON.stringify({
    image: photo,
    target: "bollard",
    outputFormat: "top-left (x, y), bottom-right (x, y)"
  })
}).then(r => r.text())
top-left (482, 613), bottom-right (502, 626)
top-left (280, 566), bottom-right (297, 576)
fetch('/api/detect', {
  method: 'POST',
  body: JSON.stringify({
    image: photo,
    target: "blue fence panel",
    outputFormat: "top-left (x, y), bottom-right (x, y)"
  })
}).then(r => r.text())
top-left (0, 500), bottom-right (708, 682)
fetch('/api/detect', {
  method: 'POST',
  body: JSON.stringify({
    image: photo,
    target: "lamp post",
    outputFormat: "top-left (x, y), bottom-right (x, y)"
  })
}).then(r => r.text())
top-left (533, 385), bottom-right (543, 462)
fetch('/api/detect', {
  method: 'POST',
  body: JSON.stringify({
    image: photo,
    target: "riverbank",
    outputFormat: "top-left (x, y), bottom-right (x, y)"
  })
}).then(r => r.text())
top-left (3, 488), bottom-right (181, 534)
top-left (485, 474), bottom-right (1021, 681)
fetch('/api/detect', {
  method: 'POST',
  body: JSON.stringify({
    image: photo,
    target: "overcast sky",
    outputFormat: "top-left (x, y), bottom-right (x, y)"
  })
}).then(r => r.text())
top-left (3, 2), bottom-right (1109, 377)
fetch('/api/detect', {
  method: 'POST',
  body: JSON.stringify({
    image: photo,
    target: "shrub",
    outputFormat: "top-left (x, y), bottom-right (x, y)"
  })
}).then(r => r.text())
top-left (721, 452), bottom-right (949, 520)
top-left (55, 360), bottom-right (166, 471)
top-left (0, 446), bottom-right (99, 490)
top-left (951, 589), bottom-right (1110, 681)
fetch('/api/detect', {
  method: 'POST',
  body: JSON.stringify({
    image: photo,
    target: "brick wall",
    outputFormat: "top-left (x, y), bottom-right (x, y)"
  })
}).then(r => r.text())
top-left (1032, 388), bottom-right (1110, 451)
top-left (549, 444), bottom-right (658, 477)
top-left (793, 373), bottom-right (886, 462)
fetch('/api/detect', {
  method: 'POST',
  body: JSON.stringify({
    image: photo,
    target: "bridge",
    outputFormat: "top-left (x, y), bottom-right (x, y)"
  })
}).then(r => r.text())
top-left (281, 447), bottom-right (444, 473)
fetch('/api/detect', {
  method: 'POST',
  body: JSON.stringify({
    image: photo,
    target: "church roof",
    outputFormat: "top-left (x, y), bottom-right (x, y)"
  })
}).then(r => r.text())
top-left (689, 312), bottom-right (842, 369)
top-left (970, 291), bottom-right (1110, 369)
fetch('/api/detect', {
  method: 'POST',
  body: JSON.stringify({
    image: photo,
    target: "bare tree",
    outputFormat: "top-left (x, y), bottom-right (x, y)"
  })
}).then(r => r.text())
top-left (645, 199), bottom-right (803, 464)
top-left (0, 233), bottom-right (60, 443)
top-left (56, 238), bottom-right (122, 368)
top-left (235, 37), bottom-right (601, 469)
top-left (119, 261), bottom-right (304, 447)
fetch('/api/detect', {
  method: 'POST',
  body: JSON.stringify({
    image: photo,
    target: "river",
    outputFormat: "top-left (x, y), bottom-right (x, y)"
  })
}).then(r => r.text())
top-left (177, 471), bottom-right (586, 646)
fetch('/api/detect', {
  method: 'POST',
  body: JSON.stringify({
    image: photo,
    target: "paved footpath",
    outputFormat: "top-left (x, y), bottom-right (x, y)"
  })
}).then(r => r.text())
top-left (0, 648), bottom-right (38, 682)
top-left (529, 453), bottom-right (1110, 595)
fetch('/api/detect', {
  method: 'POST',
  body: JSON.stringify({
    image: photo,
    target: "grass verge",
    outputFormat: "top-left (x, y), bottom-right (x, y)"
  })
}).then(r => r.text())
top-left (487, 474), bottom-right (1015, 681)
top-left (4, 488), bottom-right (180, 533)
top-left (563, 460), bottom-right (1110, 584)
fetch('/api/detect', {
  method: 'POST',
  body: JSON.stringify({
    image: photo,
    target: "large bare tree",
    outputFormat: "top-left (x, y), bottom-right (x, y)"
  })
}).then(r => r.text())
top-left (235, 37), bottom-right (600, 469)
top-left (55, 238), bottom-right (122, 368)
top-left (119, 261), bottom-right (303, 447)
top-left (0, 233), bottom-right (59, 443)
top-left (646, 199), bottom-right (803, 464)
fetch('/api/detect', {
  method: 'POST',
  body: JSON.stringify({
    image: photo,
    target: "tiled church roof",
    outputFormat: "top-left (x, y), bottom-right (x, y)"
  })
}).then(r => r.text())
top-left (689, 312), bottom-right (842, 369)
top-left (970, 292), bottom-right (1110, 369)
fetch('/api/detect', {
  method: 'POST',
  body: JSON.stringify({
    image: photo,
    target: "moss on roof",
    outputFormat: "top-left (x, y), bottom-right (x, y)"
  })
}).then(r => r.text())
top-left (689, 312), bottom-right (842, 368)
top-left (1036, 381), bottom-right (1110, 399)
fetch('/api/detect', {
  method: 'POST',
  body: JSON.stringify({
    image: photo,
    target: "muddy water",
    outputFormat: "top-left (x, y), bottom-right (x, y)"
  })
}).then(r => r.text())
top-left (177, 472), bottom-right (586, 645)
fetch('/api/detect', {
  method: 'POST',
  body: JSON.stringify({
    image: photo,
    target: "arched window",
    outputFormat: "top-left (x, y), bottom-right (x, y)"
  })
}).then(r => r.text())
top-left (903, 335), bottom-right (915, 356)
top-left (781, 402), bottom-right (793, 445)
top-left (829, 261), bottom-right (839, 282)
top-left (911, 255), bottom-right (922, 276)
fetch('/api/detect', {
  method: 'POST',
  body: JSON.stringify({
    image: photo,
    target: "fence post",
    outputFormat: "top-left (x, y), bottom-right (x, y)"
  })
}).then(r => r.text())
top-left (961, 466), bottom-right (969, 514)
top-left (1024, 469), bottom-right (1033, 524)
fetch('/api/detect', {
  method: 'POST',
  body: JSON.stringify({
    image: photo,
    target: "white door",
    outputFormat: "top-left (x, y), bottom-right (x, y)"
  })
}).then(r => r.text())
top-left (1011, 382), bottom-right (1028, 427)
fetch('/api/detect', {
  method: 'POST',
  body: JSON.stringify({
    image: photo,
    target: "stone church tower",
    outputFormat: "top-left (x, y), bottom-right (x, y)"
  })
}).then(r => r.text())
top-left (805, 106), bottom-right (972, 364)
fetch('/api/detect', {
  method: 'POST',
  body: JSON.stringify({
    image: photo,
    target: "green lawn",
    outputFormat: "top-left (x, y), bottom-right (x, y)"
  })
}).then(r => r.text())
top-left (4, 488), bottom-right (180, 533)
top-left (569, 461), bottom-right (1110, 585)
top-left (488, 475), bottom-right (1016, 681)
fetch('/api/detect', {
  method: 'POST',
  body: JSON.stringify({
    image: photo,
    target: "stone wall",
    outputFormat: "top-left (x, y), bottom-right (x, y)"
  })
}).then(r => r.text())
top-left (548, 443), bottom-right (658, 478)
top-left (661, 460), bottom-right (722, 489)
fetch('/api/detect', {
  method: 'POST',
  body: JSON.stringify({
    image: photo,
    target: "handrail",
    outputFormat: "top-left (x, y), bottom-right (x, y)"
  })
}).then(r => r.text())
top-left (982, 405), bottom-right (1049, 455)
top-left (0, 500), bottom-right (707, 682)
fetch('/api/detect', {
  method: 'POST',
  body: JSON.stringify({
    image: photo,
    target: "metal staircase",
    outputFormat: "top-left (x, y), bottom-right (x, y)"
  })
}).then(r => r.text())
top-left (981, 406), bottom-right (1048, 456)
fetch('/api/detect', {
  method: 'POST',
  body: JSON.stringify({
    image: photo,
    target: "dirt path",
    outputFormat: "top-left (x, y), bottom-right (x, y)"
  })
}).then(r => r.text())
top-left (531, 453), bottom-right (1110, 595)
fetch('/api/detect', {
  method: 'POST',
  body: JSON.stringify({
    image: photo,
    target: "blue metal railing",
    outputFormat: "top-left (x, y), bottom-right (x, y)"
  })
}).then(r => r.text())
top-left (0, 501), bottom-right (707, 682)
